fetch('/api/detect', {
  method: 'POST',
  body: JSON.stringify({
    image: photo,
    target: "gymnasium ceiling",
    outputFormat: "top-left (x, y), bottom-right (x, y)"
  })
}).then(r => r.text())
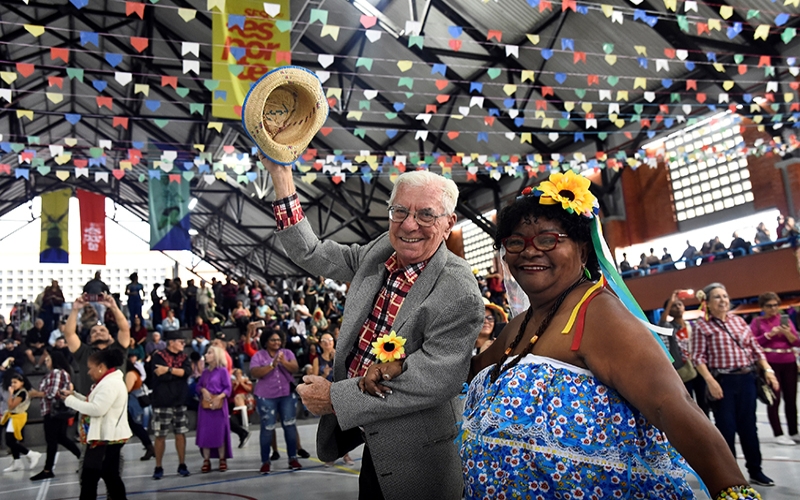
top-left (0, 0), bottom-right (798, 280)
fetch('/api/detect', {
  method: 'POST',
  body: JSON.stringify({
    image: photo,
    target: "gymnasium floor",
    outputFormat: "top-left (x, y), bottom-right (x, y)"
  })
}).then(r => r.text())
top-left (2, 405), bottom-right (800, 499)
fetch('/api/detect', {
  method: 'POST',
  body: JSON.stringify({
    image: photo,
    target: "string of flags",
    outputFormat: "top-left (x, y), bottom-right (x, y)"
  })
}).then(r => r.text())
top-left (1, 125), bottom-right (797, 186)
top-left (3, 0), bottom-right (799, 188)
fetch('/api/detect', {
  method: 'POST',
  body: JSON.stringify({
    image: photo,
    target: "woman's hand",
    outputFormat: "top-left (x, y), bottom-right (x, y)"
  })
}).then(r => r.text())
top-left (706, 377), bottom-right (724, 401)
top-left (322, 366), bottom-right (332, 378)
top-left (358, 360), bottom-right (404, 398)
top-left (60, 383), bottom-right (74, 399)
top-left (769, 325), bottom-right (785, 338)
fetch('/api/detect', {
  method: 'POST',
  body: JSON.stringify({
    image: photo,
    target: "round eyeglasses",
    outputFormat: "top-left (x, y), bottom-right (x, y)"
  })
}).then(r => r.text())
top-left (501, 233), bottom-right (570, 253)
top-left (388, 206), bottom-right (448, 227)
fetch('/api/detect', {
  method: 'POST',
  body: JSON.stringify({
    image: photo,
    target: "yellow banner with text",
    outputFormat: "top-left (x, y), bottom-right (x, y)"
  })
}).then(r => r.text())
top-left (211, 0), bottom-right (291, 119)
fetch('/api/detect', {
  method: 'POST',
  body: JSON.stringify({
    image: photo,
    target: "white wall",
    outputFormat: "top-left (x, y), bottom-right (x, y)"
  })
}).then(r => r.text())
top-left (0, 196), bottom-right (222, 319)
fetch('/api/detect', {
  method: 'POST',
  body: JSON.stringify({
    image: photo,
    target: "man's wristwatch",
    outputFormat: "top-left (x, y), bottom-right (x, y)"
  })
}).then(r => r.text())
top-left (168, 367), bottom-right (173, 374)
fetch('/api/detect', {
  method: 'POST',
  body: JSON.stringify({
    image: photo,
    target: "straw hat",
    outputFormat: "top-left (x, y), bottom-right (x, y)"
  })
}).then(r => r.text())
top-left (242, 66), bottom-right (329, 165)
top-left (482, 297), bottom-right (508, 323)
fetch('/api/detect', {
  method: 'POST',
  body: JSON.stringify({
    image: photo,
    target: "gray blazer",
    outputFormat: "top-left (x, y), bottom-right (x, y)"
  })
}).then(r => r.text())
top-left (277, 218), bottom-right (484, 500)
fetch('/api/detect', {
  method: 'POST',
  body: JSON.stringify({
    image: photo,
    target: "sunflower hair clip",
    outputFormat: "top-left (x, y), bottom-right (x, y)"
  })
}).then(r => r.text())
top-left (520, 170), bottom-right (599, 219)
top-left (370, 331), bottom-right (407, 363)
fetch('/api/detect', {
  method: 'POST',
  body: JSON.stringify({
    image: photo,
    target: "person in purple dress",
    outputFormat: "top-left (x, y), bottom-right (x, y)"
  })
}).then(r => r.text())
top-left (195, 346), bottom-right (233, 473)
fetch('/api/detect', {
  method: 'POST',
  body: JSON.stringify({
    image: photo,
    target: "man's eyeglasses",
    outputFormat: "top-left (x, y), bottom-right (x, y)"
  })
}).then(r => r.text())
top-left (763, 303), bottom-right (780, 309)
top-left (501, 233), bottom-right (570, 254)
top-left (388, 206), bottom-right (448, 227)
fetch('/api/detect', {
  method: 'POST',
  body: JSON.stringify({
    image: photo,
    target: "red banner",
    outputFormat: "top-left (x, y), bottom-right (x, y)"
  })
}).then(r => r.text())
top-left (77, 189), bottom-right (106, 265)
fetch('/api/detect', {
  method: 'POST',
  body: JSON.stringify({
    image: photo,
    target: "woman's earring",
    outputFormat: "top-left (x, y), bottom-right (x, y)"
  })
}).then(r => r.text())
top-left (583, 267), bottom-right (591, 279)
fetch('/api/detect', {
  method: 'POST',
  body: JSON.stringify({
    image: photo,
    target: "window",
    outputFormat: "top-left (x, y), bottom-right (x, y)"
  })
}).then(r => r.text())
top-left (460, 214), bottom-right (496, 274)
top-left (664, 112), bottom-right (753, 222)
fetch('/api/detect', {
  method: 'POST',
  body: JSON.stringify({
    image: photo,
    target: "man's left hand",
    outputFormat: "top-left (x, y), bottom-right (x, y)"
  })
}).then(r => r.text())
top-left (296, 375), bottom-right (334, 416)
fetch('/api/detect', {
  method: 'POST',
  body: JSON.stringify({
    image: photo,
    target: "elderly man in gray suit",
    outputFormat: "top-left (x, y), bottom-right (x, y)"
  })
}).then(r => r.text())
top-left (261, 156), bottom-right (484, 500)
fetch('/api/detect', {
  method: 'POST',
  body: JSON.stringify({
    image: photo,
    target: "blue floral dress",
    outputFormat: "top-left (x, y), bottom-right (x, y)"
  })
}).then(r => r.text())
top-left (459, 354), bottom-right (698, 499)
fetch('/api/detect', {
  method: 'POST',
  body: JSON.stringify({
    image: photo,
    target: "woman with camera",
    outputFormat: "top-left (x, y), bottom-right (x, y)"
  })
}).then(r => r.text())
top-left (751, 292), bottom-right (800, 445)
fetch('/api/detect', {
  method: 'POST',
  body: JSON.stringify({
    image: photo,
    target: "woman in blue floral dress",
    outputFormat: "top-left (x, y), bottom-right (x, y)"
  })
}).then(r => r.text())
top-left (459, 172), bottom-right (762, 500)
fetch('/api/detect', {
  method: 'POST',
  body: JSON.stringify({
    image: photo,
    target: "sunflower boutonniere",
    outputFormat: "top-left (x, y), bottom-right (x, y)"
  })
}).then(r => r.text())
top-left (370, 331), bottom-right (407, 363)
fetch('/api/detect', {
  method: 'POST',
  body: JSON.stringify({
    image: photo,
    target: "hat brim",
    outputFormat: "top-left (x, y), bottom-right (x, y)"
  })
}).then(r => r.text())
top-left (485, 303), bottom-right (508, 323)
top-left (242, 66), bottom-right (329, 166)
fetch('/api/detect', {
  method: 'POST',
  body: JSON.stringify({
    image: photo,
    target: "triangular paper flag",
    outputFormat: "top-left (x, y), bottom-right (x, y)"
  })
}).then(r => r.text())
top-left (24, 25), bottom-right (45, 37)
top-left (178, 8), bottom-right (196, 22)
top-left (263, 2), bottom-right (281, 16)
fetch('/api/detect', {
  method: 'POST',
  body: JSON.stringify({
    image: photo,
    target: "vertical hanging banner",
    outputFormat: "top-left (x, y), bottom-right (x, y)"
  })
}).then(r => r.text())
top-left (211, 0), bottom-right (291, 119)
top-left (77, 189), bottom-right (106, 265)
top-left (148, 176), bottom-right (191, 251)
top-left (39, 188), bottom-right (71, 263)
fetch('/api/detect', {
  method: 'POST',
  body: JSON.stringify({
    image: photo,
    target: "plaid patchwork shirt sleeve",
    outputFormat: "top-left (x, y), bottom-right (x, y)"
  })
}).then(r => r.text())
top-left (40, 369), bottom-right (66, 416)
top-left (691, 315), bottom-right (763, 370)
top-left (346, 255), bottom-right (427, 379)
top-left (272, 192), bottom-right (305, 230)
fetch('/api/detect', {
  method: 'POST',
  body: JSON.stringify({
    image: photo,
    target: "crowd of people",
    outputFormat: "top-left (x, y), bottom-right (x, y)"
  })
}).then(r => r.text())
top-left (618, 213), bottom-right (800, 277)
top-left (0, 267), bottom-right (365, 492)
top-left (0, 163), bottom-right (798, 500)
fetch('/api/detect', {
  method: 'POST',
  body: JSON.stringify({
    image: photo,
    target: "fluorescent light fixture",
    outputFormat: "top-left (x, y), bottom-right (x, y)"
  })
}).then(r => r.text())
top-left (641, 111), bottom-right (730, 151)
top-left (188, 197), bottom-right (198, 210)
top-left (188, 228), bottom-right (199, 236)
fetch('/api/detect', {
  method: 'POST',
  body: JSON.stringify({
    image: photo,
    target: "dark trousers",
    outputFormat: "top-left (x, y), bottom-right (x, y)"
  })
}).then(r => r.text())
top-left (128, 414), bottom-right (152, 449)
top-left (44, 414), bottom-right (82, 471)
top-left (230, 413), bottom-right (248, 440)
top-left (710, 372), bottom-right (762, 474)
top-left (358, 445), bottom-right (385, 500)
top-left (81, 443), bottom-right (126, 500)
top-left (685, 375), bottom-right (710, 417)
top-left (6, 431), bottom-right (29, 459)
top-left (768, 362), bottom-right (798, 437)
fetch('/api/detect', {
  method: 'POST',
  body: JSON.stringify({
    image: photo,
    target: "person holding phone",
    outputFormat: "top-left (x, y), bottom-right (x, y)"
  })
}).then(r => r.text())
top-left (751, 292), bottom-right (800, 445)
top-left (83, 272), bottom-right (110, 324)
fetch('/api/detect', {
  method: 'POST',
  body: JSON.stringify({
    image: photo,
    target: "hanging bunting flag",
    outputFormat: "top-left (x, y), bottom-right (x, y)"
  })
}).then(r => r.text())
top-left (39, 188), bottom-right (71, 264)
top-left (212, 0), bottom-right (290, 119)
top-left (148, 175), bottom-right (191, 251)
top-left (77, 189), bottom-right (106, 265)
